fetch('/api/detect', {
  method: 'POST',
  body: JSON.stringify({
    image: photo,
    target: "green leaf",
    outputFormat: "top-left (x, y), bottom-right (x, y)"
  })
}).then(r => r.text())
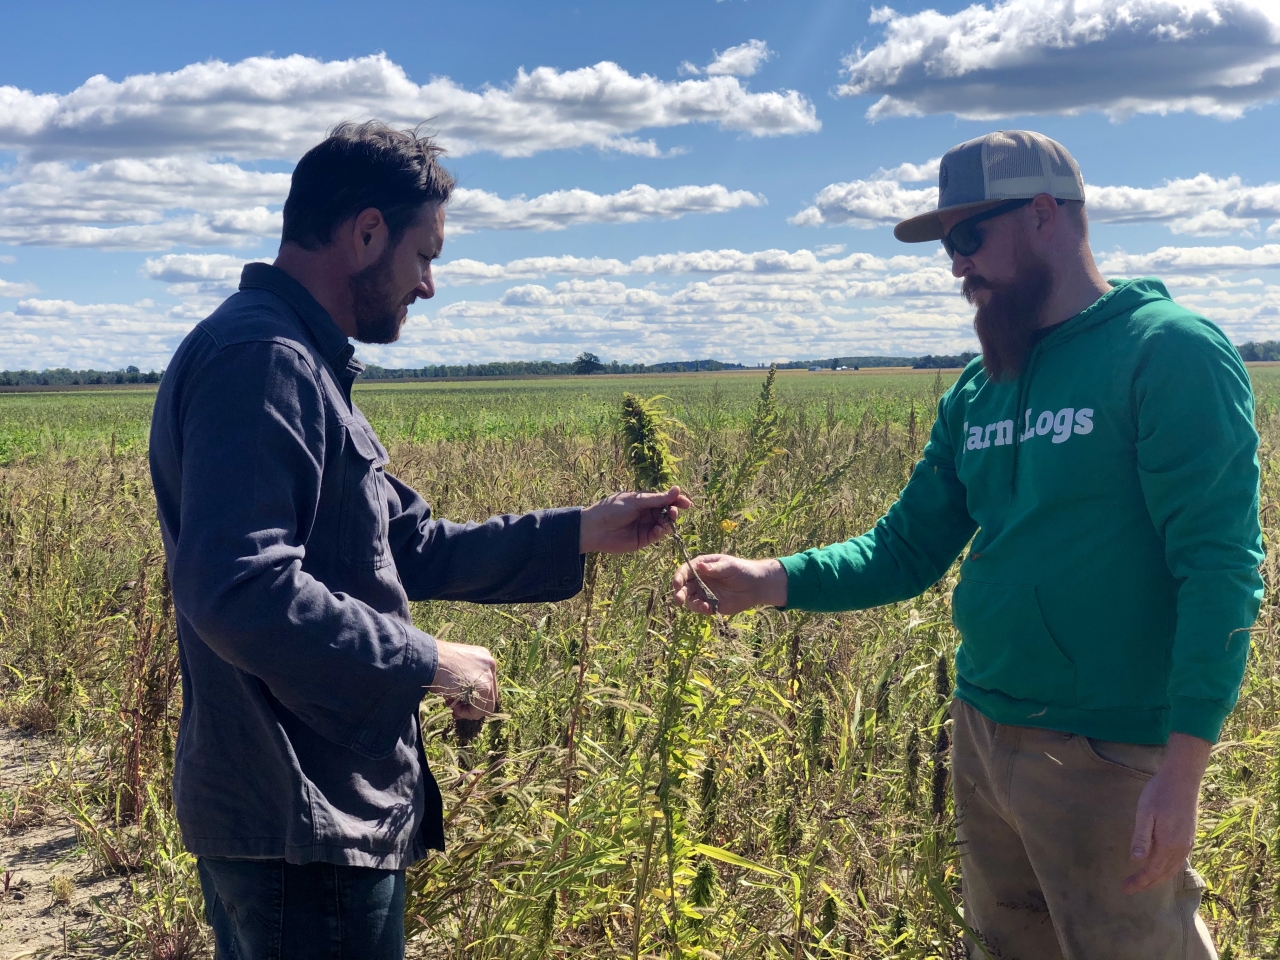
top-left (692, 843), bottom-right (783, 878)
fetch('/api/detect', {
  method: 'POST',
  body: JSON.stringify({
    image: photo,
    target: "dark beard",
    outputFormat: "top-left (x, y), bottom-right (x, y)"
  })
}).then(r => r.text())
top-left (963, 244), bottom-right (1053, 382)
top-left (349, 244), bottom-right (409, 345)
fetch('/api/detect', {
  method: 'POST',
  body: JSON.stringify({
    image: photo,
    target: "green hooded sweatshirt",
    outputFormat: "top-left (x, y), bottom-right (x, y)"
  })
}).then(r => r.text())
top-left (779, 279), bottom-right (1264, 744)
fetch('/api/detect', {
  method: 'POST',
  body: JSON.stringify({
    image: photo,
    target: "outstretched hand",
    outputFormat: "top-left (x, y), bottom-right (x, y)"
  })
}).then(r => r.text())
top-left (580, 486), bottom-right (693, 555)
top-left (671, 553), bottom-right (788, 616)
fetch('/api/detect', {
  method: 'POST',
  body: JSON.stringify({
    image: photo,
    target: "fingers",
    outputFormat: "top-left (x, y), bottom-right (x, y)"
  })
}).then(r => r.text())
top-left (1122, 842), bottom-right (1185, 894)
top-left (670, 556), bottom-right (724, 615)
top-left (1123, 803), bottom-right (1189, 894)
top-left (1129, 803), bottom-right (1155, 862)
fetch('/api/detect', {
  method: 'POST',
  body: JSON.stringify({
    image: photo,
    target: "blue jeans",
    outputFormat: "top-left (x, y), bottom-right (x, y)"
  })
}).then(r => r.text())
top-left (197, 857), bottom-right (405, 960)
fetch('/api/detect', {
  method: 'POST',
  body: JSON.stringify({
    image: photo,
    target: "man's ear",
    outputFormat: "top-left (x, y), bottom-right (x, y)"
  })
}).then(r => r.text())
top-left (350, 208), bottom-right (389, 266)
top-left (1030, 193), bottom-right (1060, 232)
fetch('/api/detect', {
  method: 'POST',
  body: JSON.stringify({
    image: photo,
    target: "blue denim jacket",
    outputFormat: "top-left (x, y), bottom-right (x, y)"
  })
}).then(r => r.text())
top-left (149, 263), bottom-right (584, 868)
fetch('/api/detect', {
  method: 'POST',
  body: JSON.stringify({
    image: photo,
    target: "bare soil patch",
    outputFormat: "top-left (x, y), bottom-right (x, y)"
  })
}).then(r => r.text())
top-left (0, 728), bottom-right (130, 958)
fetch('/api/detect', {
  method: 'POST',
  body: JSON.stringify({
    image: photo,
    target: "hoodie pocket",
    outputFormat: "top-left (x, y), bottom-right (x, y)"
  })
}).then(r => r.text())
top-left (952, 579), bottom-right (1076, 706)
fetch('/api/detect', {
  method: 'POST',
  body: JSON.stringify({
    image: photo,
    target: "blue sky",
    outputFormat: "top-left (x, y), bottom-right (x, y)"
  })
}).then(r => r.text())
top-left (2, 0), bottom-right (1279, 369)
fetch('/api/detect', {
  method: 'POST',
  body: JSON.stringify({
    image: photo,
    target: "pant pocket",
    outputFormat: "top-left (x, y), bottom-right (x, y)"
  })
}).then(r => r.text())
top-left (1076, 735), bottom-right (1165, 780)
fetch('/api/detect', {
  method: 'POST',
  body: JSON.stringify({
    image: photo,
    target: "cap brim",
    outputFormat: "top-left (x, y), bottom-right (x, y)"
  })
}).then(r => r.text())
top-left (893, 199), bottom-right (1010, 243)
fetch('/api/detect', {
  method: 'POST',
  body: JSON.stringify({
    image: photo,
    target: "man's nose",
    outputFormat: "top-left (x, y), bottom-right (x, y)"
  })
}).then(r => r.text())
top-left (951, 254), bottom-right (973, 280)
top-left (416, 272), bottom-right (434, 300)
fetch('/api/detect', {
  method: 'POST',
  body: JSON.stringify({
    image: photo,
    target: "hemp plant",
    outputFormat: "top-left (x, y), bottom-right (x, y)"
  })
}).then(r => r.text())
top-left (620, 392), bottom-right (718, 613)
top-left (620, 392), bottom-right (679, 491)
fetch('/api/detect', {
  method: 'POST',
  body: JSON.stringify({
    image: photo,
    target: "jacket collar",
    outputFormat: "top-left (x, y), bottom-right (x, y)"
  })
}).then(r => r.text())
top-left (238, 262), bottom-right (355, 372)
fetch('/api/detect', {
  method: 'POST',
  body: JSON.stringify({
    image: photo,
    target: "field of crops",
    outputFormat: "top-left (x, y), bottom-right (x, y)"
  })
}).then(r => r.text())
top-left (2, 366), bottom-right (1280, 958)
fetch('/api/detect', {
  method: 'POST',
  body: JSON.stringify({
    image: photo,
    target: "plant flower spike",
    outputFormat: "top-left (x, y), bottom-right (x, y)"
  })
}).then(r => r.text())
top-left (620, 393), bottom-right (719, 613)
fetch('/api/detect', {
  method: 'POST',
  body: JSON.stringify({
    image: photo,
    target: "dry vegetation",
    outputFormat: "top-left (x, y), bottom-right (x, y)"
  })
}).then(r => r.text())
top-left (1, 367), bottom-right (1279, 958)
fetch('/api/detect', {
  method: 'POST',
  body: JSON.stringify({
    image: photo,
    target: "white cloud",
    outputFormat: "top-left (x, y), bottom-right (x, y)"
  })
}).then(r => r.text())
top-left (435, 246), bottom-right (940, 285)
top-left (0, 156), bottom-right (286, 249)
top-left (793, 167), bottom-right (1280, 236)
top-left (0, 278), bottom-right (37, 296)
top-left (0, 157), bottom-right (764, 250)
top-left (0, 53), bottom-right (818, 163)
top-left (19, 239), bottom-right (1280, 370)
top-left (0, 52), bottom-right (809, 251)
top-left (790, 178), bottom-right (938, 228)
top-left (448, 183), bottom-right (764, 233)
top-left (0, 296), bottom-right (191, 370)
top-left (140, 253), bottom-right (270, 297)
top-left (705, 40), bottom-right (776, 77)
top-left (1099, 243), bottom-right (1280, 274)
top-left (872, 157), bottom-right (941, 183)
top-left (1087, 175), bottom-right (1280, 235)
top-left (839, 0), bottom-right (1280, 121)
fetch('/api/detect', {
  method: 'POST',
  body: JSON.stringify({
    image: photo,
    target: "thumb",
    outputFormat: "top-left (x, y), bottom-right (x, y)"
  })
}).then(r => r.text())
top-left (1130, 803), bottom-right (1155, 861)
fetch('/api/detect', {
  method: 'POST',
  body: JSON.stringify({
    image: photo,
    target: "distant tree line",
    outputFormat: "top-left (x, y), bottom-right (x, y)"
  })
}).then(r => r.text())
top-left (1237, 342), bottom-right (1280, 362)
top-left (7, 343), bottom-right (1275, 388)
top-left (911, 352), bottom-right (980, 369)
top-left (0, 365), bottom-right (163, 386)
top-left (359, 354), bottom-right (747, 380)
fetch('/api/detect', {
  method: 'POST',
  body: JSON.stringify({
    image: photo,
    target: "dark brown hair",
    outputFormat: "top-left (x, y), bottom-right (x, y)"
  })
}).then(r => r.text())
top-left (281, 121), bottom-right (455, 250)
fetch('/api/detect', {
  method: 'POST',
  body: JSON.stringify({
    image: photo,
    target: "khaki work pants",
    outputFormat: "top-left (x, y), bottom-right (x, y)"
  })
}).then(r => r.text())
top-left (950, 699), bottom-right (1216, 960)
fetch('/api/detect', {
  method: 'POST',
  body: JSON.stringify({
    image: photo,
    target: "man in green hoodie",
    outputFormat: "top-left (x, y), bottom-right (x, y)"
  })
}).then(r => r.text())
top-left (672, 131), bottom-right (1262, 959)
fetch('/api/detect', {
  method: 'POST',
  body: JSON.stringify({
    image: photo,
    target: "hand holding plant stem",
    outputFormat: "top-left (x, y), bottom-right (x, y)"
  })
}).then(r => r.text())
top-left (672, 554), bottom-right (788, 616)
top-left (578, 487), bottom-right (692, 554)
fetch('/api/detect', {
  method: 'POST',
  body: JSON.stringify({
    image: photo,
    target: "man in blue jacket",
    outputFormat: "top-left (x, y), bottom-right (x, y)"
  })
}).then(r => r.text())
top-left (149, 121), bottom-right (690, 958)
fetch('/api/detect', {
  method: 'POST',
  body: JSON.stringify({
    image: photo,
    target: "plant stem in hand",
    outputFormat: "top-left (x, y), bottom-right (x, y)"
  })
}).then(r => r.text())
top-left (662, 507), bottom-right (719, 614)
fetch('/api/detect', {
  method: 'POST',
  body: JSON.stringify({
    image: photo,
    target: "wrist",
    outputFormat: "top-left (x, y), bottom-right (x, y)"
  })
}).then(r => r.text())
top-left (1161, 732), bottom-right (1212, 779)
top-left (759, 558), bottom-right (788, 608)
top-left (577, 504), bottom-right (595, 554)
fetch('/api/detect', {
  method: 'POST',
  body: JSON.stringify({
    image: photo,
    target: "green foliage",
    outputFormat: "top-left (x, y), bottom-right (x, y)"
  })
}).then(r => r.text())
top-left (573, 351), bottom-right (607, 375)
top-left (4, 367), bottom-right (1280, 957)
top-left (620, 392), bottom-right (680, 491)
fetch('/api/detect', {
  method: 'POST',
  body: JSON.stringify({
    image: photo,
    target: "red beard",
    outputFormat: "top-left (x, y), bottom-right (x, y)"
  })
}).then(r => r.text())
top-left (963, 243), bottom-right (1054, 382)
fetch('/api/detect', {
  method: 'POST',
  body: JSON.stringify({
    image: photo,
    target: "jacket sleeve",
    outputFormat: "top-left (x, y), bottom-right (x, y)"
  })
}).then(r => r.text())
top-left (1133, 318), bottom-right (1264, 742)
top-left (778, 391), bottom-right (977, 611)
top-left (166, 340), bottom-right (438, 759)
top-left (385, 474), bottom-right (585, 603)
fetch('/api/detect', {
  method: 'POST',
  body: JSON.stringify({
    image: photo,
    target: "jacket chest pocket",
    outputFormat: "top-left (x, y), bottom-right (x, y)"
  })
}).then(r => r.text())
top-left (338, 418), bottom-right (392, 569)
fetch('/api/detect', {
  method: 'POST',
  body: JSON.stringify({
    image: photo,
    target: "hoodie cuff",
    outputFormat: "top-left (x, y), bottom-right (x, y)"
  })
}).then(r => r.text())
top-left (778, 552), bottom-right (820, 611)
top-left (1169, 696), bottom-right (1229, 744)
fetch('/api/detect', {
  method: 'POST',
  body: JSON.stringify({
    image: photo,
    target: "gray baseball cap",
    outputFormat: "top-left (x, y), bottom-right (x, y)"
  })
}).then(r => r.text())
top-left (894, 130), bottom-right (1086, 243)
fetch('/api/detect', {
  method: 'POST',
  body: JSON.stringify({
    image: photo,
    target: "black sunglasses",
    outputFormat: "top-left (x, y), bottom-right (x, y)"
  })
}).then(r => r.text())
top-left (942, 197), bottom-right (1064, 258)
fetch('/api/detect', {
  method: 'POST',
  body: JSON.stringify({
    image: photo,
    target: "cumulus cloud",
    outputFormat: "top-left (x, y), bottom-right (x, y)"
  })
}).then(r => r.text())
top-left (0, 279), bottom-right (37, 297)
top-left (0, 159), bottom-right (764, 250)
top-left (436, 246), bottom-right (940, 284)
top-left (838, 0), bottom-right (1280, 121)
top-left (682, 40), bottom-right (775, 77)
top-left (1099, 243), bottom-right (1280, 274)
top-left (872, 157), bottom-right (941, 183)
top-left (448, 183), bottom-right (764, 233)
top-left (0, 296), bottom-right (192, 370)
top-left (790, 178), bottom-right (938, 228)
top-left (0, 52), bottom-right (818, 162)
top-left (793, 165), bottom-right (1280, 237)
top-left (139, 253), bottom-right (270, 297)
top-left (24, 238), bottom-right (1280, 369)
top-left (0, 156), bottom-right (286, 248)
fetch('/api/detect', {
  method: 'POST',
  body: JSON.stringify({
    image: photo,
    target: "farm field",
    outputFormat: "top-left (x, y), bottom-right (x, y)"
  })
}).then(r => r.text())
top-left (1, 366), bottom-right (1279, 958)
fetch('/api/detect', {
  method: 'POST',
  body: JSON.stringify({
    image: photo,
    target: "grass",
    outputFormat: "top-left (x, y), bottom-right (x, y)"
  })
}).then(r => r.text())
top-left (1, 366), bottom-right (1279, 958)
